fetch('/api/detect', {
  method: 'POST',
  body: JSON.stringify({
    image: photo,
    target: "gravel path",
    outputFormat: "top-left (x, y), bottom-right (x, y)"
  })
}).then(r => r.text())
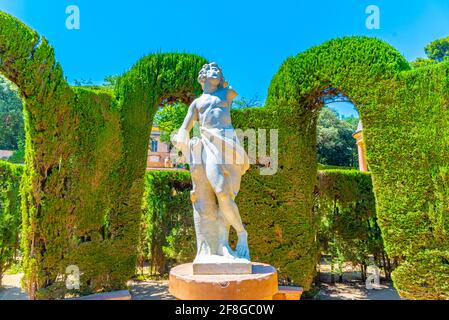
top-left (1, 273), bottom-right (401, 301)
top-left (318, 282), bottom-right (401, 300)
top-left (128, 280), bottom-right (175, 300)
top-left (0, 273), bottom-right (28, 300)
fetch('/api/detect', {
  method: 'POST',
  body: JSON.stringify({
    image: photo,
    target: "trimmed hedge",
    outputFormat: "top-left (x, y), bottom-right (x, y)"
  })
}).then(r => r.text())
top-left (263, 37), bottom-right (449, 298)
top-left (316, 169), bottom-right (388, 280)
top-left (370, 63), bottom-right (449, 299)
top-left (0, 12), bottom-right (206, 299)
top-left (0, 161), bottom-right (23, 286)
top-left (138, 169), bottom-right (387, 285)
top-left (139, 170), bottom-right (194, 275)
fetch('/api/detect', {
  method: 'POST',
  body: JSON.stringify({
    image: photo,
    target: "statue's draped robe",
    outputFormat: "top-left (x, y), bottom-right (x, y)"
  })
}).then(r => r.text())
top-left (181, 98), bottom-right (249, 257)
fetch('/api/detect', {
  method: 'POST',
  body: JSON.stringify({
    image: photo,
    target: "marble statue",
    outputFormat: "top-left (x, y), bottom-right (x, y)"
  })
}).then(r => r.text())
top-left (173, 63), bottom-right (251, 271)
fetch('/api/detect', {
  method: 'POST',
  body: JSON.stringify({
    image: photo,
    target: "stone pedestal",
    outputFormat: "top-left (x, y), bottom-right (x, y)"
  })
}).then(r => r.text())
top-left (169, 263), bottom-right (278, 300)
top-left (193, 255), bottom-right (252, 275)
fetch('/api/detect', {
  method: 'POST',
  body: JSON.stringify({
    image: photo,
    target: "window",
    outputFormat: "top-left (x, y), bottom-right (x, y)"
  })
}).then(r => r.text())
top-left (150, 139), bottom-right (158, 152)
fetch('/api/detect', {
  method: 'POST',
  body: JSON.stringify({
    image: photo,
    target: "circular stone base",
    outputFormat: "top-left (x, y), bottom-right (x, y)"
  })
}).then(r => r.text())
top-left (169, 263), bottom-right (278, 300)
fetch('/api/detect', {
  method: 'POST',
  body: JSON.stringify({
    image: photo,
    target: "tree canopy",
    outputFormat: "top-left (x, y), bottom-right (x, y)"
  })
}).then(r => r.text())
top-left (412, 35), bottom-right (449, 68)
top-left (317, 107), bottom-right (358, 168)
top-left (154, 103), bottom-right (189, 144)
top-left (425, 36), bottom-right (449, 62)
top-left (0, 75), bottom-right (23, 151)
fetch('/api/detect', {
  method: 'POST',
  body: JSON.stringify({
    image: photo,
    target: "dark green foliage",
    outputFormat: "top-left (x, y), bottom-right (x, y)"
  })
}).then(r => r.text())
top-left (154, 103), bottom-right (189, 143)
top-left (247, 36), bottom-right (448, 298)
top-left (425, 36), bottom-right (449, 62)
top-left (316, 169), bottom-right (387, 280)
top-left (0, 12), bottom-right (207, 299)
top-left (0, 75), bottom-right (24, 150)
top-left (317, 107), bottom-right (358, 168)
top-left (139, 170), bottom-right (194, 274)
top-left (0, 161), bottom-right (23, 286)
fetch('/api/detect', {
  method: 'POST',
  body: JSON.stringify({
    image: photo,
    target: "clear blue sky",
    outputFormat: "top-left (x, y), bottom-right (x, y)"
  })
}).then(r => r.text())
top-left (2, 0), bottom-right (449, 117)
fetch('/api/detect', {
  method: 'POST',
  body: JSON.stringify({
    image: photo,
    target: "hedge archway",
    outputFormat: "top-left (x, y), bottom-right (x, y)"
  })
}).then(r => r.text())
top-left (0, 11), bottom-right (206, 299)
top-left (233, 37), bottom-right (449, 299)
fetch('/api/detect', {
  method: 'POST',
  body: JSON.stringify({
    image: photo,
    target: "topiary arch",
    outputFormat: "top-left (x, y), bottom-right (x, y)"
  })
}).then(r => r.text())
top-left (0, 11), bottom-right (206, 299)
top-left (233, 37), bottom-right (449, 299)
top-left (1, 11), bottom-right (448, 299)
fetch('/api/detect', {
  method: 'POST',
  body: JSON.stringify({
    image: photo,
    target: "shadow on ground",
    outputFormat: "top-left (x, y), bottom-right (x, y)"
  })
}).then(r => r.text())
top-left (318, 280), bottom-right (401, 300)
top-left (0, 274), bottom-right (28, 300)
top-left (128, 280), bottom-right (175, 300)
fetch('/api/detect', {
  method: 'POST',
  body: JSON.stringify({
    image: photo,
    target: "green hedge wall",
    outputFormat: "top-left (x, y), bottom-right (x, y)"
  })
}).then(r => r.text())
top-left (139, 170), bottom-right (194, 275)
top-left (0, 161), bottom-right (23, 286)
top-left (367, 62), bottom-right (449, 299)
top-left (231, 106), bottom-right (319, 289)
top-left (112, 53), bottom-right (207, 280)
top-left (0, 12), bottom-right (206, 299)
top-left (264, 37), bottom-right (449, 299)
top-left (138, 169), bottom-right (386, 286)
top-left (316, 169), bottom-right (387, 280)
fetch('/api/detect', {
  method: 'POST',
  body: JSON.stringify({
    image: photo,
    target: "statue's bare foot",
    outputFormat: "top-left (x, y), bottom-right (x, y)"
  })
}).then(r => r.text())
top-left (221, 243), bottom-right (237, 259)
top-left (236, 231), bottom-right (250, 260)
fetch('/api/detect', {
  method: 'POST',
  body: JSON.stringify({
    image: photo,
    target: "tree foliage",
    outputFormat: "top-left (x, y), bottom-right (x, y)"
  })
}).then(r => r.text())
top-left (232, 94), bottom-right (262, 109)
top-left (317, 107), bottom-right (358, 168)
top-left (154, 103), bottom-right (188, 143)
top-left (0, 161), bottom-right (23, 287)
top-left (425, 36), bottom-right (449, 62)
top-left (412, 36), bottom-right (449, 68)
top-left (0, 75), bottom-right (23, 150)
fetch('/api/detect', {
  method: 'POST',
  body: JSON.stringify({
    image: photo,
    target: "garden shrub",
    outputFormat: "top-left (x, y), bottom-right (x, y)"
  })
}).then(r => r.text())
top-left (0, 12), bottom-right (206, 299)
top-left (0, 160), bottom-right (23, 286)
top-left (265, 37), bottom-right (449, 298)
top-left (365, 63), bottom-right (449, 299)
top-left (139, 170), bottom-right (194, 275)
top-left (316, 169), bottom-right (388, 281)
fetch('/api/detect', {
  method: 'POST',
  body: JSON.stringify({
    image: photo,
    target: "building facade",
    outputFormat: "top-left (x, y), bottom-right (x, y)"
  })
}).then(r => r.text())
top-left (147, 126), bottom-right (172, 168)
top-left (353, 121), bottom-right (368, 172)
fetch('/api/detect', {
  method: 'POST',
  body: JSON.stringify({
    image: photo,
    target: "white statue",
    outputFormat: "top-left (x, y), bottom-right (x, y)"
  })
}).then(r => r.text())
top-left (174, 63), bottom-right (251, 267)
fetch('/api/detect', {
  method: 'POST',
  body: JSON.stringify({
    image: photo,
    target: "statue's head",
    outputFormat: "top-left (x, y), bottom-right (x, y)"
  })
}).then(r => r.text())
top-left (198, 62), bottom-right (228, 90)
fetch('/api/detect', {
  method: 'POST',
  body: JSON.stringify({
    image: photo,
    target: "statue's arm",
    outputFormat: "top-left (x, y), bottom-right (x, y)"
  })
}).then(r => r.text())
top-left (174, 100), bottom-right (198, 154)
top-left (226, 87), bottom-right (238, 106)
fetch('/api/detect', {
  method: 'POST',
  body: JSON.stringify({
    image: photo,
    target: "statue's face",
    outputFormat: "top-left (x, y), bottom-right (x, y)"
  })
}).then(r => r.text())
top-left (205, 64), bottom-right (222, 87)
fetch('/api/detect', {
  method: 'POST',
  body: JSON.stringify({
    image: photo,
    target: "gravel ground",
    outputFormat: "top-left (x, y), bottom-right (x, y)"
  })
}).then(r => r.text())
top-left (0, 273), bottom-right (28, 300)
top-left (1, 272), bottom-right (401, 301)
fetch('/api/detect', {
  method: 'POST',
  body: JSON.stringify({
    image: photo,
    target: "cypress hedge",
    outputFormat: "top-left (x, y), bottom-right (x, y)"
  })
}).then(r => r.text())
top-left (316, 169), bottom-right (388, 281)
top-left (0, 12), bottom-right (206, 299)
top-left (264, 37), bottom-right (449, 298)
top-left (139, 170), bottom-right (194, 275)
top-left (139, 169), bottom-right (387, 286)
top-left (0, 161), bottom-right (23, 286)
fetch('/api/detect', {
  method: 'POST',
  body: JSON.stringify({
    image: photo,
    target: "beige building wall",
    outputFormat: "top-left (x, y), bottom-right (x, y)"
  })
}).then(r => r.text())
top-left (353, 121), bottom-right (368, 172)
top-left (147, 127), bottom-right (173, 168)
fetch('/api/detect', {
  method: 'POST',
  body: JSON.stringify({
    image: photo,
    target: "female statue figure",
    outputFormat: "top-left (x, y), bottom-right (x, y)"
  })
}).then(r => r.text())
top-left (174, 63), bottom-right (251, 265)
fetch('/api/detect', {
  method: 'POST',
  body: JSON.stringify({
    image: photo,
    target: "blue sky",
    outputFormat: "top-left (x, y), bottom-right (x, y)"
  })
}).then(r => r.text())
top-left (2, 0), bottom-right (449, 117)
